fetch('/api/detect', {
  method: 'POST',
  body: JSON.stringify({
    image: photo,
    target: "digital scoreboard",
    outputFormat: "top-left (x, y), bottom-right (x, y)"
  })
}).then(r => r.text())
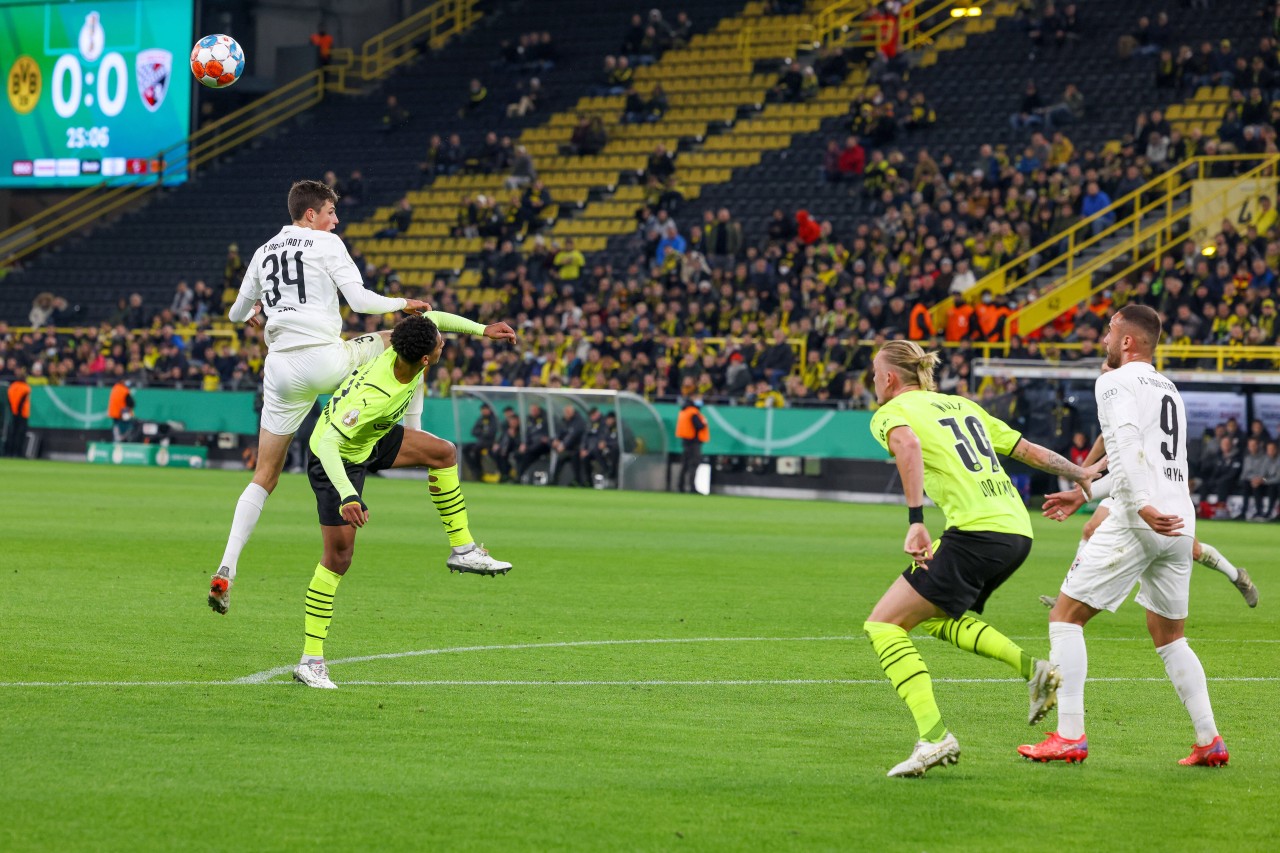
top-left (1, 0), bottom-right (194, 188)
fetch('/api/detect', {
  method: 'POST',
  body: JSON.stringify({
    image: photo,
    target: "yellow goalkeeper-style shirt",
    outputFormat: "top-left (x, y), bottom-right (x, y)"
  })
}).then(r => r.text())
top-left (309, 311), bottom-right (486, 499)
top-left (312, 347), bottom-right (416, 466)
top-left (870, 389), bottom-right (1032, 537)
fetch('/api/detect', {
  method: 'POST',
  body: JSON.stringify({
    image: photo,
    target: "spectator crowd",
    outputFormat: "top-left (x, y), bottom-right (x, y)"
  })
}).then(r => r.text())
top-left (5, 3), bottom-right (1280, 426)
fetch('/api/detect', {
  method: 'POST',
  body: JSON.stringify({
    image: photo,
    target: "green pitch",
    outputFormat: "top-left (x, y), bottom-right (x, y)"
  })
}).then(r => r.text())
top-left (2, 459), bottom-right (1276, 852)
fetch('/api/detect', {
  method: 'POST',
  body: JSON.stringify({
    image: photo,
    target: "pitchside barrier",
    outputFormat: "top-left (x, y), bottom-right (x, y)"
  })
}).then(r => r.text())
top-left (15, 384), bottom-right (1280, 459)
top-left (15, 385), bottom-right (889, 460)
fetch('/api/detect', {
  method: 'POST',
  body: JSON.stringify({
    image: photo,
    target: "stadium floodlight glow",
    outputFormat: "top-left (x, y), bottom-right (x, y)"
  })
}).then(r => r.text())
top-left (1202, 245), bottom-right (1216, 256)
top-left (951, 6), bottom-right (983, 16)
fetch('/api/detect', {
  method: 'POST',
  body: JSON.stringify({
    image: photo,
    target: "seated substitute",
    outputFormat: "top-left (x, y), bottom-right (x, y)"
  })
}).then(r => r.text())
top-left (295, 314), bottom-right (516, 689)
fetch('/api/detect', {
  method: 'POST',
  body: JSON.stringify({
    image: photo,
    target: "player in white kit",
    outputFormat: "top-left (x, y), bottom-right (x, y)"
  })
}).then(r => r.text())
top-left (208, 180), bottom-right (431, 613)
top-left (1019, 304), bottom-right (1229, 767)
top-left (1040, 434), bottom-right (1258, 609)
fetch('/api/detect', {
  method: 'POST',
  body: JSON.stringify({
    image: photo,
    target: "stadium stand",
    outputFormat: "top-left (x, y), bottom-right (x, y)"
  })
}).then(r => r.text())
top-left (3, 0), bottom-right (1280, 411)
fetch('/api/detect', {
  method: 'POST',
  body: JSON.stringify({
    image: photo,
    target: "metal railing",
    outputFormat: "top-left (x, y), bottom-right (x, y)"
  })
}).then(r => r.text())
top-left (1006, 155), bottom-right (1280, 338)
top-left (0, 0), bottom-right (480, 269)
top-left (929, 154), bottom-right (1279, 329)
top-left (914, 339), bottom-right (1280, 371)
top-left (737, 18), bottom-right (817, 69)
top-left (736, 0), bottom-right (960, 70)
top-left (898, 0), bottom-right (991, 52)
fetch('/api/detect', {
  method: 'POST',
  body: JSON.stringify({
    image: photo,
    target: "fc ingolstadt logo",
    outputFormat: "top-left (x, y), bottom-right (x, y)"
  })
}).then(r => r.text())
top-left (136, 48), bottom-right (172, 112)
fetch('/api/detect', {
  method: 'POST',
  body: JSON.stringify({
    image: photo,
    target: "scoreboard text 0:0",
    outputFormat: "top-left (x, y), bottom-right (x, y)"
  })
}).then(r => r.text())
top-left (1, 0), bottom-right (194, 188)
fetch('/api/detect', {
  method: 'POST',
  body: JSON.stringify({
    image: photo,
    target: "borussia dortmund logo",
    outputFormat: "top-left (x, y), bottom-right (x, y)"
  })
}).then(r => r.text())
top-left (7, 56), bottom-right (41, 115)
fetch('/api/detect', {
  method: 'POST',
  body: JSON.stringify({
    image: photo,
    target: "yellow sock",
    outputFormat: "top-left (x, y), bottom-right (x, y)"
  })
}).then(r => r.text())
top-left (429, 465), bottom-right (472, 548)
top-left (303, 564), bottom-right (342, 659)
top-left (864, 620), bottom-right (947, 742)
top-left (919, 615), bottom-right (1034, 680)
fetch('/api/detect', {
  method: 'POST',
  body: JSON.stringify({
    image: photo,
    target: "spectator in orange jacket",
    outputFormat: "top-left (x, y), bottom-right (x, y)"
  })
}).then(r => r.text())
top-left (973, 292), bottom-right (1012, 341)
top-left (908, 300), bottom-right (935, 340)
top-left (675, 377), bottom-right (710, 493)
top-left (108, 379), bottom-right (135, 443)
top-left (944, 294), bottom-right (975, 342)
top-left (4, 368), bottom-right (31, 457)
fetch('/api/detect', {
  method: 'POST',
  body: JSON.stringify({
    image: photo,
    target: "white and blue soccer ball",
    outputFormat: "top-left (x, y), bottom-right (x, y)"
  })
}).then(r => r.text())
top-left (191, 34), bottom-right (245, 89)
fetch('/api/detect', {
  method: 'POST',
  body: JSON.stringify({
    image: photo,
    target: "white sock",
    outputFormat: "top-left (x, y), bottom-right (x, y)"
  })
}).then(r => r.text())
top-left (1157, 637), bottom-right (1219, 746)
top-left (451, 542), bottom-right (477, 555)
top-left (301, 654), bottom-right (323, 664)
top-left (1195, 542), bottom-right (1238, 582)
top-left (1049, 621), bottom-right (1087, 740)
top-left (219, 483), bottom-right (269, 579)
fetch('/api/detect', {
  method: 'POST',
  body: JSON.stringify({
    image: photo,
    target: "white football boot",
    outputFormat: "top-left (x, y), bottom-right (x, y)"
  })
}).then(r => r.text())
top-left (1027, 659), bottom-right (1062, 725)
top-left (446, 544), bottom-right (512, 577)
top-left (886, 732), bottom-right (961, 778)
top-left (293, 659), bottom-right (337, 689)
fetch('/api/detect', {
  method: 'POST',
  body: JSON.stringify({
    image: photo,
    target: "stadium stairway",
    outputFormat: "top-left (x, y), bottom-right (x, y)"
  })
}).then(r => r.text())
top-left (586, 0), bottom-right (1269, 265)
top-left (340, 0), bottom-right (816, 294)
top-left (0, 0), bottom-right (743, 323)
top-left (399, 0), bottom-right (989, 286)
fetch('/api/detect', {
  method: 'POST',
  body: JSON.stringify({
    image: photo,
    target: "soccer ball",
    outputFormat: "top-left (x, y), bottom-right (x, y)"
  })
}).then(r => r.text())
top-left (191, 34), bottom-right (245, 88)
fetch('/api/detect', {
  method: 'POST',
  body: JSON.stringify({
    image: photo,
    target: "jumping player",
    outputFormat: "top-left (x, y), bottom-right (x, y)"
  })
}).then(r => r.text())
top-left (294, 314), bottom-right (514, 689)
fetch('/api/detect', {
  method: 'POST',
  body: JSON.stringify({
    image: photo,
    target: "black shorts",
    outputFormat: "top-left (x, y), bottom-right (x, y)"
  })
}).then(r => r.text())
top-left (902, 528), bottom-right (1033, 620)
top-left (307, 426), bottom-right (405, 526)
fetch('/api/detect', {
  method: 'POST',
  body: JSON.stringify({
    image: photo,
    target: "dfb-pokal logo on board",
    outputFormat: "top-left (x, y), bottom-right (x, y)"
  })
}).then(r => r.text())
top-left (136, 48), bottom-right (172, 112)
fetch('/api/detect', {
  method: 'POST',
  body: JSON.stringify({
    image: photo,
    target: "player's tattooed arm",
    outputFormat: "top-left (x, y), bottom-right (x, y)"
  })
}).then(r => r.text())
top-left (1011, 439), bottom-right (1105, 500)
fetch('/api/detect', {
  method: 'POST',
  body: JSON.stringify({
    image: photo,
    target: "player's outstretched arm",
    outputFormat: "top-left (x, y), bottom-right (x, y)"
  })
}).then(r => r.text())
top-left (887, 425), bottom-right (933, 566)
top-left (1010, 439), bottom-right (1105, 500)
top-left (337, 281), bottom-right (414, 316)
top-left (422, 310), bottom-right (517, 343)
top-left (312, 426), bottom-right (369, 528)
top-left (1043, 473), bottom-right (1114, 521)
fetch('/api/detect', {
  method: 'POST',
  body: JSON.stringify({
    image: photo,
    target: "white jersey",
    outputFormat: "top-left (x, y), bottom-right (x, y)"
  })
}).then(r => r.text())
top-left (1095, 361), bottom-right (1195, 537)
top-left (238, 226), bottom-right (365, 351)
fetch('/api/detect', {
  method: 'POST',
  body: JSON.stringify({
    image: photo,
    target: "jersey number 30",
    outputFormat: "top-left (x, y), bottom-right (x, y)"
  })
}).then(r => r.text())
top-left (261, 250), bottom-right (307, 307)
top-left (939, 416), bottom-right (1001, 473)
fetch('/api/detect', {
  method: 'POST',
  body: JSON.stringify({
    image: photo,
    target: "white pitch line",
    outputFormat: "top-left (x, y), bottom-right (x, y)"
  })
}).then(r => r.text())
top-left (0, 676), bottom-right (1276, 688)
top-left (232, 635), bottom-right (1280, 685)
top-left (231, 635), bottom-right (866, 684)
top-left (4, 635), bottom-right (1276, 688)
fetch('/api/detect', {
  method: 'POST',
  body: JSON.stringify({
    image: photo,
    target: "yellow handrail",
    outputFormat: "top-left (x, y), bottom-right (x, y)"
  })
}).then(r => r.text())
top-left (929, 154), bottom-right (1276, 328)
top-left (737, 18), bottom-right (817, 70)
top-left (814, 0), bottom-right (875, 46)
top-left (1007, 155), bottom-right (1280, 338)
top-left (357, 0), bottom-right (483, 80)
top-left (0, 0), bottom-right (480, 268)
top-left (900, 0), bottom-right (992, 52)
top-left (862, 338), bottom-right (1280, 370)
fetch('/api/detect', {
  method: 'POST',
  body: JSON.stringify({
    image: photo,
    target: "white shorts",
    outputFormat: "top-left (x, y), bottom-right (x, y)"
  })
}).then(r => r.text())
top-left (1060, 515), bottom-right (1193, 620)
top-left (260, 334), bottom-right (385, 436)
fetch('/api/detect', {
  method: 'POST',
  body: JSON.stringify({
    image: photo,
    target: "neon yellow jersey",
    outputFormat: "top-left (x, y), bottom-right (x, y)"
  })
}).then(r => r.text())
top-left (310, 347), bottom-right (417, 464)
top-left (870, 390), bottom-right (1032, 537)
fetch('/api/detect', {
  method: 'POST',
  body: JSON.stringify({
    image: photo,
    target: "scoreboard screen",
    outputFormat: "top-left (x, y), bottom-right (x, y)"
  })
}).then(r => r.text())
top-left (1, 0), bottom-right (194, 188)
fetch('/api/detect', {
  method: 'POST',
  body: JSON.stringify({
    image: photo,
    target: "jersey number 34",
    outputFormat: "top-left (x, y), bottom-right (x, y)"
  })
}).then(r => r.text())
top-left (261, 250), bottom-right (307, 307)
